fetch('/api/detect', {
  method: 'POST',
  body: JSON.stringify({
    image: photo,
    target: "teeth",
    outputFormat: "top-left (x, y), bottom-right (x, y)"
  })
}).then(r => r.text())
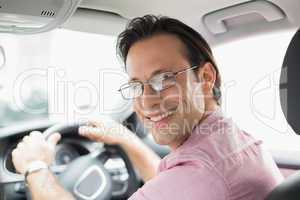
top-left (150, 111), bottom-right (174, 122)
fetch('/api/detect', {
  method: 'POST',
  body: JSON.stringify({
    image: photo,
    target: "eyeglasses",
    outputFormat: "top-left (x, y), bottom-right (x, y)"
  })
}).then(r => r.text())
top-left (118, 65), bottom-right (199, 100)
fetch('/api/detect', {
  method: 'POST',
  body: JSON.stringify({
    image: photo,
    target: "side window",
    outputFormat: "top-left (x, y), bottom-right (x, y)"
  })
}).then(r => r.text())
top-left (212, 30), bottom-right (300, 151)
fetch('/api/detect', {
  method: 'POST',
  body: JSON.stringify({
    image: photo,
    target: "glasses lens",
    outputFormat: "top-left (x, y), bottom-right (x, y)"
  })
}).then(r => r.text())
top-left (150, 72), bottom-right (176, 91)
top-left (120, 82), bottom-right (143, 99)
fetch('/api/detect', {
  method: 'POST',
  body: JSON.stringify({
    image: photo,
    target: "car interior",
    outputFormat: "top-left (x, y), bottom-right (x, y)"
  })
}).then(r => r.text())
top-left (0, 0), bottom-right (299, 199)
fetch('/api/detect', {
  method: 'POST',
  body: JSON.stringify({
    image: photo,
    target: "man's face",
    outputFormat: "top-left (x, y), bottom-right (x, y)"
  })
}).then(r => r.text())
top-left (126, 34), bottom-right (207, 149)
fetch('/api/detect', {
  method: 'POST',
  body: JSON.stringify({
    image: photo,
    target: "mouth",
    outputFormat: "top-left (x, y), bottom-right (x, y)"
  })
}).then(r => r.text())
top-left (144, 108), bottom-right (177, 128)
top-left (147, 110), bottom-right (175, 122)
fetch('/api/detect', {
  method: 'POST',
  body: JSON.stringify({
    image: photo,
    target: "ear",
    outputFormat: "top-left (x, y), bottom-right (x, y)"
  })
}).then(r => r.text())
top-left (196, 62), bottom-right (216, 93)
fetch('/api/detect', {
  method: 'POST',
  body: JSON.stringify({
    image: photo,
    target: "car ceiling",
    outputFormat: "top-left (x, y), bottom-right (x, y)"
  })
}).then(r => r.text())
top-left (62, 0), bottom-right (300, 46)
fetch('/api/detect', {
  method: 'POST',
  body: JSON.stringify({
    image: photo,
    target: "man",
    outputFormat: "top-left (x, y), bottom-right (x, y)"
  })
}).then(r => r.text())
top-left (12, 15), bottom-right (283, 200)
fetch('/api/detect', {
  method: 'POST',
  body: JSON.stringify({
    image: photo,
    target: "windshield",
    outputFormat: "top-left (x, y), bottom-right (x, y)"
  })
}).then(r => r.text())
top-left (0, 29), bottom-right (129, 128)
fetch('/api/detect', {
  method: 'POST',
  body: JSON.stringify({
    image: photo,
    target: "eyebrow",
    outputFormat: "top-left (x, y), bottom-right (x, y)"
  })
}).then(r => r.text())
top-left (129, 68), bottom-right (170, 82)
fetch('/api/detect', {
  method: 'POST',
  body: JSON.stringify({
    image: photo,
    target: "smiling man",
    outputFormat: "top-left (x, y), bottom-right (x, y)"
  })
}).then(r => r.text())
top-left (12, 15), bottom-right (283, 200)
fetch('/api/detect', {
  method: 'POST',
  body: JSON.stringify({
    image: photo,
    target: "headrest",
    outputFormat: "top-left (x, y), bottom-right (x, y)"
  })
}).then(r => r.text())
top-left (280, 29), bottom-right (300, 134)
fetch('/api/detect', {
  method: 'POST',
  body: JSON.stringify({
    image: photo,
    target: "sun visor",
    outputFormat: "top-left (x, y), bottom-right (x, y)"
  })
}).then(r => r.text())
top-left (0, 0), bottom-right (81, 34)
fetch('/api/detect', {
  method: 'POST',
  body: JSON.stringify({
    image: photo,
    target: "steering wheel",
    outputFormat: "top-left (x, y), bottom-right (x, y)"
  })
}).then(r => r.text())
top-left (27, 122), bottom-right (140, 200)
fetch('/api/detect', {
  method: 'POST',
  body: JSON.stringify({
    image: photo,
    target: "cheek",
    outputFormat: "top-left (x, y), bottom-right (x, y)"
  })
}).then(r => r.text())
top-left (175, 77), bottom-right (205, 113)
top-left (133, 100), bottom-right (143, 115)
top-left (187, 82), bottom-right (205, 112)
top-left (159, 87), bottom-right (181, 110)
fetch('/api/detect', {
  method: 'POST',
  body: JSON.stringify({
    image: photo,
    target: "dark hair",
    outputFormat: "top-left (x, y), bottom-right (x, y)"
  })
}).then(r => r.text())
top-left (117, 15), bottom-right (221, 104)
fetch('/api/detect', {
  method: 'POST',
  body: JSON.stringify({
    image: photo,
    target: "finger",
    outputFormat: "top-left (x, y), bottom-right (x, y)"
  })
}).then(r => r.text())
top-left (30, 131), bottom-right (43, 138)
top-left (17, 142), bottom-right (24, 149)
top-left (79, 126), bottom-right (98, 135)
top-left (79, 127), bottom-right (105, 141)
top-left (47, 132), bottom-right (61, 147)
top-left (87, 120), bottom-right (103, 128)
top-left (22, 136), bottom-right (30, 143)
top-left (79, 126), bottom-right (91, 136)
top-left (78, 126), bottom-right (88, 135)
top-left (82, 126), bottom-right (105, 136)
top-left (85, 132), bottom-right (105, 142)
top-left (11, 149), bottom-right (18, 163)
top-left (12, 149), bottom-right (18, 157)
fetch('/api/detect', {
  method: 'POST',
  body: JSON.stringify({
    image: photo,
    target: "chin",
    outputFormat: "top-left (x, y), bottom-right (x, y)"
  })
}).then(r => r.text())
top-left (151, 129), bottom-right (177, 146)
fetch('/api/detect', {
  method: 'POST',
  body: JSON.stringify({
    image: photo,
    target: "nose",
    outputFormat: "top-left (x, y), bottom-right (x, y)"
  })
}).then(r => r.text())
top-left (135, 84), bottom-right (161, 112)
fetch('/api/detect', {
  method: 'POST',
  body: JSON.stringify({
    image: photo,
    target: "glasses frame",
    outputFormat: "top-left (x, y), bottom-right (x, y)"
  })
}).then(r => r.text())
top-left (118, 65), bottom-right (200, 100)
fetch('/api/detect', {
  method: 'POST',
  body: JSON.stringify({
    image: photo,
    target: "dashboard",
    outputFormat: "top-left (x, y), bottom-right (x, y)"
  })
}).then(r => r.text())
top-left (0, 124), bottom-right (129, 200)
top-left (0, 113), bottom-right (170, 200)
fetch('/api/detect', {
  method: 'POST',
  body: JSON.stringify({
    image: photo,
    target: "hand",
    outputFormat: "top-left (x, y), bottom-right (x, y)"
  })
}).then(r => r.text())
top-left (79, 120), bottom-right (134, 145)
top-left (12, 131), bottom-right (61, 175)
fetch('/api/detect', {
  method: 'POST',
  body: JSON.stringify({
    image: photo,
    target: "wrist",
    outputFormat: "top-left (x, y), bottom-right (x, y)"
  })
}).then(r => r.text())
top-left (26, 167), bottom-right (49, 184)
top-left (114, 126), bottom-right (135, 145)
top-left (24, 161), bottom-right (49, 184)
top-left (119, 133), bottom-right (140, 148)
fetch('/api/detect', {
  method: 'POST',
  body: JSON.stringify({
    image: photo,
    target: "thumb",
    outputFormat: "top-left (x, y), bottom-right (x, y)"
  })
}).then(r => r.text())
top-left (87, 120), bottom-right (103, 128)
top-left (47, 132), bottom-right (61, 147)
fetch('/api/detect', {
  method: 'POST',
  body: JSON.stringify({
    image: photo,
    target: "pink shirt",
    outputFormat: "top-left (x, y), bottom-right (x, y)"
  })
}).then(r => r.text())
top-left (129, 109), bottom-right (283, 200)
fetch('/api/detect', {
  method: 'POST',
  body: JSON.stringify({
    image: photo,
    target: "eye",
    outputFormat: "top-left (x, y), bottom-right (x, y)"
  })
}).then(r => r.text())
top-left (151, 72), bottom-right (173, 81)
top-left (161, 75), bottom-right (176, 89)
top-left (132, 83), bottom-right (141, 91)
top-left (162, 73), bottom-right (173, 79)
top-left (119, 81), bottom-right (143, 99)
top-left (150, 72), bottom-right (176, 91)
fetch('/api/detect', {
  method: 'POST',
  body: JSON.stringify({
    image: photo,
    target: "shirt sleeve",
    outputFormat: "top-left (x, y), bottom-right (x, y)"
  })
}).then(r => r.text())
top-left (128, 165), bottom-right (228, 200)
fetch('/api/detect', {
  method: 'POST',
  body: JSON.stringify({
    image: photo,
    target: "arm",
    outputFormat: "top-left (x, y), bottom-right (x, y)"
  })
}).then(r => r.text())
top-left (79, 120), bottom-right (161, 182)
top-left (27, 169), bottom-right (74, 200)
top-left (120, 133), bottom-right (161, 181)
top-left (129, 165), bottom-right (228, 200)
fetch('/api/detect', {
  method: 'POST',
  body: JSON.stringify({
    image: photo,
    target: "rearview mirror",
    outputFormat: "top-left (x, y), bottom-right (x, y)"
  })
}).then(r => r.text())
top-left (0, 0), bottom-right (81, 34)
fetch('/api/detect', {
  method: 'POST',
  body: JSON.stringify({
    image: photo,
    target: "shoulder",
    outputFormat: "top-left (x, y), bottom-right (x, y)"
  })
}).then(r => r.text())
top-left (129, 165), bottom-right (229, 200)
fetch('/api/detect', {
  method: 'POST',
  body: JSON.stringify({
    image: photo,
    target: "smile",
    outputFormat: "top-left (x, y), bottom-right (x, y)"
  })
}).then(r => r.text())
top-left (147, 110), bottom-right (176, 122)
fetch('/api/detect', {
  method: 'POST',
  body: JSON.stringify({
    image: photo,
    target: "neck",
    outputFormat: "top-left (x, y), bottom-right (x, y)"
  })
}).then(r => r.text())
top-left (169, 104), bottom-right (220, 151)
top-left (205, 99), bottom-right (220, 114)
top-left (169, 133), bottom-right (190, 150)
